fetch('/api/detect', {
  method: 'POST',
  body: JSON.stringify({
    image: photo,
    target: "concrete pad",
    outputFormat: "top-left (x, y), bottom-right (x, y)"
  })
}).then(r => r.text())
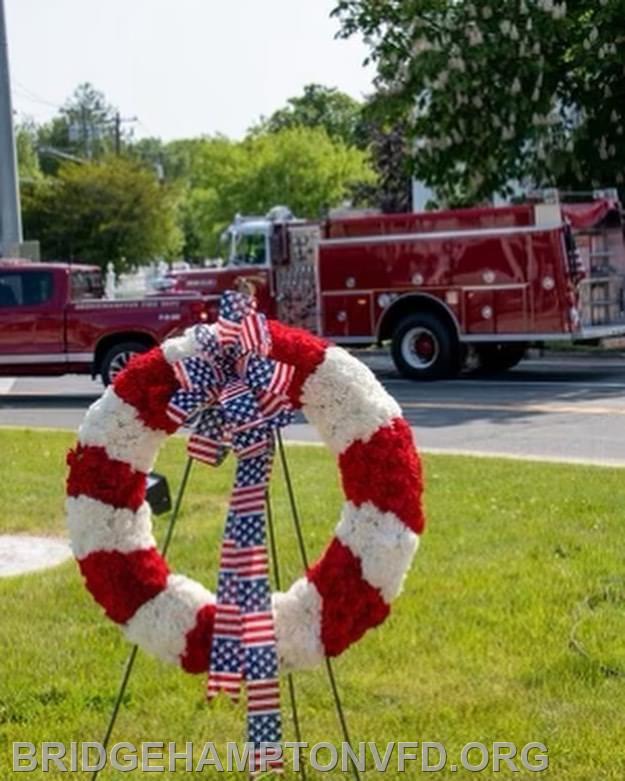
top-left (0, 535), bottom-right (72, 577)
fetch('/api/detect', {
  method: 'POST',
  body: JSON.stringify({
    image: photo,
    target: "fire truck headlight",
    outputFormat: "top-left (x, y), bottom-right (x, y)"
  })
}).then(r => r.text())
top-left (542, 276), bottom-right (555, 291)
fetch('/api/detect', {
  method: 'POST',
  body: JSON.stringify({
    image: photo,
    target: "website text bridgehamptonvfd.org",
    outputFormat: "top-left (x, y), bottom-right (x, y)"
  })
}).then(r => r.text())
top-left (12, 741), bottom-right (549, 773)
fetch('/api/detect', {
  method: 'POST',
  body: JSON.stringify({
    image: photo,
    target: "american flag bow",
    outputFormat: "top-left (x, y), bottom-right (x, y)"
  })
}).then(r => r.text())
top-left (166, 290), bottom-right (294, 774)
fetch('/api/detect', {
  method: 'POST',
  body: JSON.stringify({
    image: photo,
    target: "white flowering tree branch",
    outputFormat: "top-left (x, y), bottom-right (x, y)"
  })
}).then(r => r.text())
top-left (332, 0), bottom-right (625, 203)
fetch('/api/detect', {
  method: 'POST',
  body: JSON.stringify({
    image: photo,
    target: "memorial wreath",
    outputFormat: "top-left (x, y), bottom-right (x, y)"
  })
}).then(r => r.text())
top-left (66, 288), bottom-right (424, 768)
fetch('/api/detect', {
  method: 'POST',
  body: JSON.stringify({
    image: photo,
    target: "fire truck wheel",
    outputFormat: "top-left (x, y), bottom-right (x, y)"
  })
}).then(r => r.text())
top-left (476, 343), bottom-right (527, 373)
top-left (101, 341), bottom-right (150, 386)
top-left (391, 313), bottom-right (459, 380)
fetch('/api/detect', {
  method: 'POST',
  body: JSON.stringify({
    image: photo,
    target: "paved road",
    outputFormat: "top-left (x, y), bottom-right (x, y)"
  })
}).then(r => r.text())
top-left (1, 352), bottom-right (625, 465)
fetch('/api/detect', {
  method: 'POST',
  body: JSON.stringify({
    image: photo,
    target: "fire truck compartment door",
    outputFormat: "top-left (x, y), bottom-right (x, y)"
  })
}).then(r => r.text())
top-left (322, 293), bottom-right (374, 338)
top-left (464, 286), bottom-right (528, 334)
top-left (493, 287), bottom-right (529, 333)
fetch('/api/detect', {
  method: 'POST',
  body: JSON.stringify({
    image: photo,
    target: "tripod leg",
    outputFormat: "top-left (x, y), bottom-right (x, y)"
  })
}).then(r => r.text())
top-left (276, 432), bottom-right (362, 781)
top-left (91, 457), bottom-right (194, 781)
top-left (266, 486), bottom-right (307, 781)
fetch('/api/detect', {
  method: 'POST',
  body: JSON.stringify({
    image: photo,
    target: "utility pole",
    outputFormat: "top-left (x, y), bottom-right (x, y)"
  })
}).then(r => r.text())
top-left (113, 112), bottom-right (137, 155)
top-left (0, 0), bottom-right (22, 256)
top-left (81, 104), bottom-right (92, 159)
top-left (114, 111), bottom-right (121, 156)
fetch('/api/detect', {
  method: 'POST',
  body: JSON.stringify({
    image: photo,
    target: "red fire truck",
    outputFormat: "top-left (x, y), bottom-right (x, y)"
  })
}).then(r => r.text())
top-left (159, 194), bottom-right (625, 380)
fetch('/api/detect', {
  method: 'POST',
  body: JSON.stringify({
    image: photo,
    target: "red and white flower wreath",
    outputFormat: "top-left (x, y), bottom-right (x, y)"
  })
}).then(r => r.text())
top-left (66, 322), bottom-right (424, 672)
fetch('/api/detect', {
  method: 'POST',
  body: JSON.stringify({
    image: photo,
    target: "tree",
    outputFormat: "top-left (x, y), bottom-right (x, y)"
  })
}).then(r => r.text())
top-left (161, 136), bottom-right (251, 258)
top-left (36, 83), bottom-right (125, 173)
top-left (333, 0), bottom-right (625, 203)
top-left (129, 135), bottom-right (164, 165)
top-left (164, 128), bottom-right (374, 258)
top-left (238, 126), bottom-right (374, 215)
top-left (250, 83), bottom-right (418, 211)
top-left (15, 121), bottom-right (42, 184)
top-left (353, 100), bottom-right (414, 212)
top-left (21, 157), bottom-right (182, 270)
top-left (251, 84), bottom-right (417, 210)
top-left (250, 83), bottom-right (366, 148)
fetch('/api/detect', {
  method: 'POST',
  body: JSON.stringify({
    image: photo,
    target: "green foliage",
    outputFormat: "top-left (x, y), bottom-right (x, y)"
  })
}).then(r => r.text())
top-left (333, 0), bottom-right (625, 203)
top-left (21, 156), bottom-right (183, 271)
top-left (251, 84), bottom-right (412, 213)
top-left (239, 126), bottom-right (375, 215)
top-left (128, 137), bottom-right (170, 188)
top-left (166, 128), bottom-right (374, 258)
top-left (251, 83), bottom-right (366, 148)
top-left (15, 121), bottom-right (42, 184)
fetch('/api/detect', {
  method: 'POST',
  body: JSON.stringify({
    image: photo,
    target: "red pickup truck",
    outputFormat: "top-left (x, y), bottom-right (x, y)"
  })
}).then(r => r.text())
top-left (0, 261), bottom-right (206, 385)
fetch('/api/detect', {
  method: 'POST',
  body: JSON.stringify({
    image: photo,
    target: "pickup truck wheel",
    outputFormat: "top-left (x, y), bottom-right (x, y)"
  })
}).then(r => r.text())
top-left (476, 343), bottom-right (527, 373)
top-left (101, 341), bottom-right (149, 386)
top-left (391, 313), bottom-right (459, 380)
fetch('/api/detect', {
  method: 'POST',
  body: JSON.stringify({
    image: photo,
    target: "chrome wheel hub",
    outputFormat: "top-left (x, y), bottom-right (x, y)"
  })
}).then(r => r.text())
top-left (401, 327), bottom-right (439, 370)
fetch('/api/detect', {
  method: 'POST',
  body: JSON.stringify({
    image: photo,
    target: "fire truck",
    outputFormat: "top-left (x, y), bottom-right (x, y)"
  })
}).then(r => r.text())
top-left (160, 193), bottom-right (625, 380)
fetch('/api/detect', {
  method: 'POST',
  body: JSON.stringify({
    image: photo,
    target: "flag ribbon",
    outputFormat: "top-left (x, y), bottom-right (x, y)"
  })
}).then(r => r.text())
top-left (166, 290), bottom-right (294, 773)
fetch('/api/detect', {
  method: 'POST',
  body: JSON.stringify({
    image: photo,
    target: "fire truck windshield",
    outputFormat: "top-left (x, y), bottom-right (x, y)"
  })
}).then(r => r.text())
top-left (223, 230), bottom-right (268, 267)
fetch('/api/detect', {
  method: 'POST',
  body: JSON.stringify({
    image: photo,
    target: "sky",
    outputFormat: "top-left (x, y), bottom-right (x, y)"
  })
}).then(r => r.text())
top-left (5, 0), bottom-right (375, 141)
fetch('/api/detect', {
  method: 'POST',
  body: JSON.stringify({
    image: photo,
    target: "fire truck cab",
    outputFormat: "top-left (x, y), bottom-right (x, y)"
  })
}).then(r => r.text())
top-left (164, 194), bottom-right (625, 380)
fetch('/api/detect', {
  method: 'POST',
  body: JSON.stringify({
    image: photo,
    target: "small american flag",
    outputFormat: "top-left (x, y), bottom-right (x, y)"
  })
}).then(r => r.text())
top-left (216, 289), bottom-right (257, 347)
top-left (267, 361), bottom-right (295, 398)
top-left (167, 389), bottom-right (208, 427)
top-left (247, 678), bottom-right (280, 711)
top-left (219, 379), bottom-right (250, 405)
top-left (231, 485), bottom-right (267, 514)
top-left (187, 434), bottom-right (225, 466)
top-left (242, 611), bottom-right (276, 644)
top-left (241, 312), bottom-right (271, 355)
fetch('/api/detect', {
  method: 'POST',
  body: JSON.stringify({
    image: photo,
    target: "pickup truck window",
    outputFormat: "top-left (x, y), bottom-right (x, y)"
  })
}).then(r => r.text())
top-left (71, 270), bottom-right (104, 300)
top-left (0, 271), bottom-right (53, 307)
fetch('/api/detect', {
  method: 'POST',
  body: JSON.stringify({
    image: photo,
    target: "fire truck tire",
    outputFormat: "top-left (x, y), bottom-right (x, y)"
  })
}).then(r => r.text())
top-left (391, 313), bottom-right (459, 380)
top-left (101, 341), bottom-right (150, 387)
top-left (476, 343), bottom-right (527, 373)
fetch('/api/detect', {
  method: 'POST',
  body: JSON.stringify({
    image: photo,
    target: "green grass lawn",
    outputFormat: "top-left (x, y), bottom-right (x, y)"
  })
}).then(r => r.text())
top-left (1, 428), bottom-right (625, 779)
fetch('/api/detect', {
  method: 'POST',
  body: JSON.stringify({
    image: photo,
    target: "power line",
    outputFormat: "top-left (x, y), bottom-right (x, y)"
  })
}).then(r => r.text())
top-left (136, 118), bottom-right (162, 139)
top-left (12, 89), bottom-right (60, 110)
top-left (12, 79), bottom-right (63, 110)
